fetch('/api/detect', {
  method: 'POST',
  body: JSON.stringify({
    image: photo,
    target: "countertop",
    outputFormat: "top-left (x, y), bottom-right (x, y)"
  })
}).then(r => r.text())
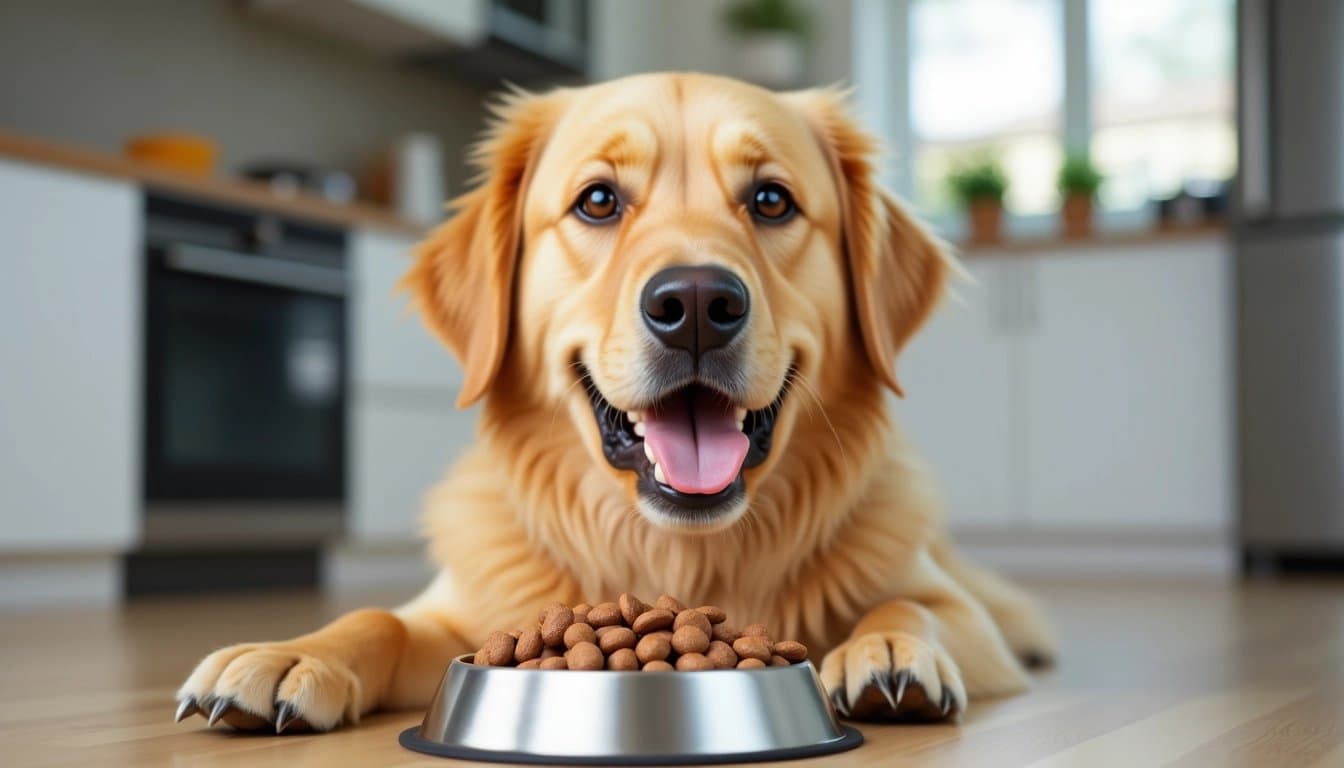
top-left (2, 579), bottom-right (1338, 766)
top-left (0, 131), bottom-right (427, 236)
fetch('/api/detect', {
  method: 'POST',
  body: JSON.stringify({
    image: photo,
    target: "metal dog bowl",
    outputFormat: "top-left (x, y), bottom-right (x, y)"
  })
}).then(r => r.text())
top-left (399, 654), bottom-right (863, 765)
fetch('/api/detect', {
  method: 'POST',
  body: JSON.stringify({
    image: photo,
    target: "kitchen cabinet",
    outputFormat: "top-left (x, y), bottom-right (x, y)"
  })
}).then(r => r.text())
top-left (890, 237), bottom-right (1232, 535)
top-left (348, 228), bottom-right (475, 541)
top-left (0, 160), bottom-right (140, 551)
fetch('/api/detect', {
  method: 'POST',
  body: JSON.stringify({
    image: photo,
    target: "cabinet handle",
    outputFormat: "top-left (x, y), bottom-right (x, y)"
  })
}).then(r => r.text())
top-left (164, 244), bottom-right (347, 297)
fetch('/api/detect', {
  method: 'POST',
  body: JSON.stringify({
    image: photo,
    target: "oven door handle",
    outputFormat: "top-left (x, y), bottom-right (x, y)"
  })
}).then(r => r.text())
top-left (163, 244), bottom-right (347, 297)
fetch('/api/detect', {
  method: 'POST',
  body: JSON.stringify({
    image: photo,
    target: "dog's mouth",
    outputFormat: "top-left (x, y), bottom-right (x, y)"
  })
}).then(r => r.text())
top-left (582, 367), bottom-right (791, 516)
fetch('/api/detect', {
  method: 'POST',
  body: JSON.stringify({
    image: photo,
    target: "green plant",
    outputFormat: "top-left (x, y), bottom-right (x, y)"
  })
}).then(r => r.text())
top-left (946, 156), bottom-right (1009, 207)
top-left (722, 0), bottom-right (810, 37)
top-left (1057, 153), bottom-right (1104, 198)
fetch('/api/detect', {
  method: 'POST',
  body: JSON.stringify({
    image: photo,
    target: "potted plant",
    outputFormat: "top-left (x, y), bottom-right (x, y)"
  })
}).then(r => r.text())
top-left (947, 156), bottom-right (1009, 245)
top-left (1057, 153), bottom-right (1104, 238)
top-left (723, 0), bottom-right (809, 89)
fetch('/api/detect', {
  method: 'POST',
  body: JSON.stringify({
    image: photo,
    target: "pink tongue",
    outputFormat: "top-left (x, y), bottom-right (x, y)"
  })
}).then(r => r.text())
top-left (643, 390), bottom-right (749, 495)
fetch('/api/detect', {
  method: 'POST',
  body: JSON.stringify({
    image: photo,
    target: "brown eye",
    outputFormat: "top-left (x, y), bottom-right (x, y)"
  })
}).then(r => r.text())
top-left (574, 183), bottom-right (619, 223)
top-left (752, 182), bottom-right (796, 222)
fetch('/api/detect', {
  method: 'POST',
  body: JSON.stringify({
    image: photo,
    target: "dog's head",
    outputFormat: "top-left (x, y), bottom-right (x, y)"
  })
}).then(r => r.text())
top-left (406, 73), bottom-right (950, 532)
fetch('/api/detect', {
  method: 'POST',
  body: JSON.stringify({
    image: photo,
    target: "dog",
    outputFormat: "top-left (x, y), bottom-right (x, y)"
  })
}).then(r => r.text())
top-left (175, 72), bottom-right (1055, 732)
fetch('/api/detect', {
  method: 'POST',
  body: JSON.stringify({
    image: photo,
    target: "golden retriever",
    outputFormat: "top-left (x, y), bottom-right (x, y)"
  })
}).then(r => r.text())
top-left (175, 72), bottom-right (1054, 733)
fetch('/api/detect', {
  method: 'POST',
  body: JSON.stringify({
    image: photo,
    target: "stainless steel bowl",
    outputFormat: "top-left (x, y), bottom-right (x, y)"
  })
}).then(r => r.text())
top-left (399, 654), bottom-right (862, 765)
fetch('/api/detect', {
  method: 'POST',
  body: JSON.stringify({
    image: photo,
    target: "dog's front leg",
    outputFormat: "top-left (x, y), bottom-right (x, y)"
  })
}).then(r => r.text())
top-left (175, 573), bottom-right (473, 732)
top-left (819, 552), bottom-right (1028, 722)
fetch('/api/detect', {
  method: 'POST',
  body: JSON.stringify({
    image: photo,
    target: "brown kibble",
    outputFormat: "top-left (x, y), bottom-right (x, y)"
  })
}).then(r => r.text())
top-left (563, 622), bottom-right (597, 649)
top-left (480, 631), bottom-right (515, 666)
top-left (540, 646), bottom-right (563, 659)
top-left (508, 629), bottom-right (521, 639)
top-left (539, 656), bottom-right (568, 670)
top-left (573, 602), bottom-right (592, 625)
top-left (607, 647), bottom-right (640, 671)
top-left (742, 623), bottom-right (770, 638)
top-left (732, 635), bottom-right (772, 662)
top-left (598, 626), bottom-right (638, 654)
top-left (588, 602), bottom-right (623, 628)
top-left (705, 640), bottom-right (738, 669)
top-left (619, 592), bottom-right (648, 625)
top-left (655, 594), bottom-right (685, 613)
top-left (772, 640), bottom-right (808, 662)
top-left (631, 607), bottom-right (675, 634)
top-left (671, 625), bottom-right (710, 655)
top-left (517, 658), bottom-right (542, 669)
top-left (712, 623), bottom-right (742, 644)
top-left (635, 633), bottom-right (672, 663)
top-left (673, 609), bottom-right (712, 637)
top-left (473, 649), bottom-right (488, 665)
top-left (514, 628), bottom-right (544, 662)
top-left (694, 605), bottom-right (727, 624)
top-left (676, 653), bottom-right (715, 671)
top-left (566, 641), bottom-right (604, 670)
top-left (540, 602), bottom-right (575, 646)
top-left (737, 657), bottom-right (767, 669)
top-left (643, 660), bottom-right (675, 672)
top-left (771, 655), bottom-right (791, 667)
top-left (647, 629), bottom-right (673, 644)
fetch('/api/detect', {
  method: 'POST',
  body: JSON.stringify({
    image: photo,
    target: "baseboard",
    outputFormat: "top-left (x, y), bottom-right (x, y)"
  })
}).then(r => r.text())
top-left (323, 539), bottom-right (435, 592)
top-left (0, 553), bottom-right (122, 608)
top-left (953, 527), bottom-right (1236, 582)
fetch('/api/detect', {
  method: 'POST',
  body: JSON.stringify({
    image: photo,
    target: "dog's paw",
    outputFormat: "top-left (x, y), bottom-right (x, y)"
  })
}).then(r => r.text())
top-left (174, 642), bottom-right (363, 733)
top-left (819, 632), bottom-right (967, 722)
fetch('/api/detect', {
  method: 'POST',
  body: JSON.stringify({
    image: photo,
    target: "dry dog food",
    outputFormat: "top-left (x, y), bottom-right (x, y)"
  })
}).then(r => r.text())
top-left (471, 593), bottom-right (809, 672)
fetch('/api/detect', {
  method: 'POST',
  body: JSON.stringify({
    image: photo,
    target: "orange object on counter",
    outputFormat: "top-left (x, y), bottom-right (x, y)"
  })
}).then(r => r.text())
top-left (124, 133), bottom-right (218, 177)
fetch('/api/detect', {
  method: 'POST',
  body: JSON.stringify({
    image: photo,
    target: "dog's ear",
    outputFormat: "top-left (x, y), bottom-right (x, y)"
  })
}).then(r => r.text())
top-left (784, 89), bottom-right (954, 397)
top-left (402, 89), bottom-right (564, 408)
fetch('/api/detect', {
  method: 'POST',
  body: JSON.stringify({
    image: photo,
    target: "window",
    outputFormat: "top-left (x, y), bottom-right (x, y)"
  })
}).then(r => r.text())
top-left (1090, 0), bottom-right (1236, 210)
top-left (910, 0), bottom-right (1064, 216)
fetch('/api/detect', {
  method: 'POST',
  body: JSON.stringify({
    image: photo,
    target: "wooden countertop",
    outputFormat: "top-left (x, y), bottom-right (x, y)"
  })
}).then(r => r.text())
top-left (0, 131), bottom-right (427, 236)
top-left (3, 579), bottom-right (1338, 766)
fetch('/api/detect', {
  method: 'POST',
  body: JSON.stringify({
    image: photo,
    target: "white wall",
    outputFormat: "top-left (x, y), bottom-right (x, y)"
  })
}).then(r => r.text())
top-left (0, 0), bottom-right (490, 192)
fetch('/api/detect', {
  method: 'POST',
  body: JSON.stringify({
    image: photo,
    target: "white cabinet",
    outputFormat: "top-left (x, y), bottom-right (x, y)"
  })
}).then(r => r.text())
top-left (348, 227), bottom-right (475, 541)
top-left (890, 261), bottom-right (1022, 527)
top-left (1023, 242), bottom-right (1232, 530)
top-left (0, 160), bottom-right (140, 551)
top-left (890, 238), bottom-right (1232, 535)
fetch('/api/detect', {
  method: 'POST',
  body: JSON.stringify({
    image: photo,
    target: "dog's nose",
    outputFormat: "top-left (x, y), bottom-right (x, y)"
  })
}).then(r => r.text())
top-left (641, 265), bottom-right (749, 357)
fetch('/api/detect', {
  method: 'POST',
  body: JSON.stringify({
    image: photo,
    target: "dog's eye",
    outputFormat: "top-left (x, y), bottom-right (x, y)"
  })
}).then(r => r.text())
top-left (574, 183), bottom-right (620, 223)
top-left (751, 183), bottom-right (796, 222)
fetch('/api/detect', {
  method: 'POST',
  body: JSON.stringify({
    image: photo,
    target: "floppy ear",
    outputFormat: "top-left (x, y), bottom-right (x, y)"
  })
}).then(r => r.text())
top-left (401, 90), bottom-right (563, 408)
top-left (786, 89), bottom-right (954, 397)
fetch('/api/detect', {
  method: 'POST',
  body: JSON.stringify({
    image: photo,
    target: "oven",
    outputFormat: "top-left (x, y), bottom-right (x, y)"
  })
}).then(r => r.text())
top-left (142, 194), bottom-right (346, 545)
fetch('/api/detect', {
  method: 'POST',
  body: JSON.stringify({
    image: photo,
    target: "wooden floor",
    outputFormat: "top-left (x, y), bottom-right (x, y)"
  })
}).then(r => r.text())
top-left (2, 579), bottom-right (1342, 767)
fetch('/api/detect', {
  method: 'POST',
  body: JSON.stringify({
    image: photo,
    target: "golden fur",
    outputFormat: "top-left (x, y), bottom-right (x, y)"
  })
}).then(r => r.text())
top-left (177, 73), bottom-right (1055, 731)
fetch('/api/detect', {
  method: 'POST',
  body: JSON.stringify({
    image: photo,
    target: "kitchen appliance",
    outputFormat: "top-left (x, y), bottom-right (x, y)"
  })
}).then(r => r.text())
top-left (401, 655), bottom-right (863, 764)
top-left (1237, 0), bottom-right (1344, 567)
top-left (142, 194), bottom-right (347, 548)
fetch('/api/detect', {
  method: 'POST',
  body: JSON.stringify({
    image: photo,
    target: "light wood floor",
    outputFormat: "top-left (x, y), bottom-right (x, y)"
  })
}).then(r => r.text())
top-left (2, 579), bottom-right (1341, 767)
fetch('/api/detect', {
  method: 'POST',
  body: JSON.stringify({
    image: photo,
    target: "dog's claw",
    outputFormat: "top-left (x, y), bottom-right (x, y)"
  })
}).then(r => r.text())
top-left (174, 697), bottom-right (199, 723)
top-left (829, 688), bottom-right (850, 717)
top-left (941, 688), bottom-right (955, 716)
top-left (873, 673), bottom-right (898, 710)
top-left (275, 701), bottom-right (300, 734)
top-left (207, 697), bottom-right (232, 727)
top-left (892, 669), bottom-right (910, 708)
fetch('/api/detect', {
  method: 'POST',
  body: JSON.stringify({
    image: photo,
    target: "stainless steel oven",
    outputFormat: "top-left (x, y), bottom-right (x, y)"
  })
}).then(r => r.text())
top-left (142, 195), bottom-right (346, 545)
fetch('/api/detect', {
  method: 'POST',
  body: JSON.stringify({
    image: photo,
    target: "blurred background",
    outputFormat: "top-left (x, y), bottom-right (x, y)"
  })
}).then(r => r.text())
top-left (0, 0), bottom-right (1338, 608)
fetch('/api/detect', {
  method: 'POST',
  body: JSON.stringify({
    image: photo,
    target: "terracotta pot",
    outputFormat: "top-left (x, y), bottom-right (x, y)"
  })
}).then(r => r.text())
top-left (967, 199), bottom-right (1004, 245)
top-left (1061, 194), bottom-right (1093, 239)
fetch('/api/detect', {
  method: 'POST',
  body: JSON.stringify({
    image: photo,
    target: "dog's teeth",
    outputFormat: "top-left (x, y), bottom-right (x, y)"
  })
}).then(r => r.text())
top-left (633, 422), bottom-right (646, 437)
top-left (644, 442), bottom-right (656, 463)
top-left (628, 410), bottom-right (643, 423)
top-left (654, 463), bottom-right (667, 485)
top-left (734, 407), bottom-right (747, 422)
top-left (736, 420), bottom-right (745, 432)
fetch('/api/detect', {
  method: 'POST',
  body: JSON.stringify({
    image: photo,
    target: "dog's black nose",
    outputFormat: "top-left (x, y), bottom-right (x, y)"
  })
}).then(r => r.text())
top-left (641, 265), bottom-right (749, 357)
